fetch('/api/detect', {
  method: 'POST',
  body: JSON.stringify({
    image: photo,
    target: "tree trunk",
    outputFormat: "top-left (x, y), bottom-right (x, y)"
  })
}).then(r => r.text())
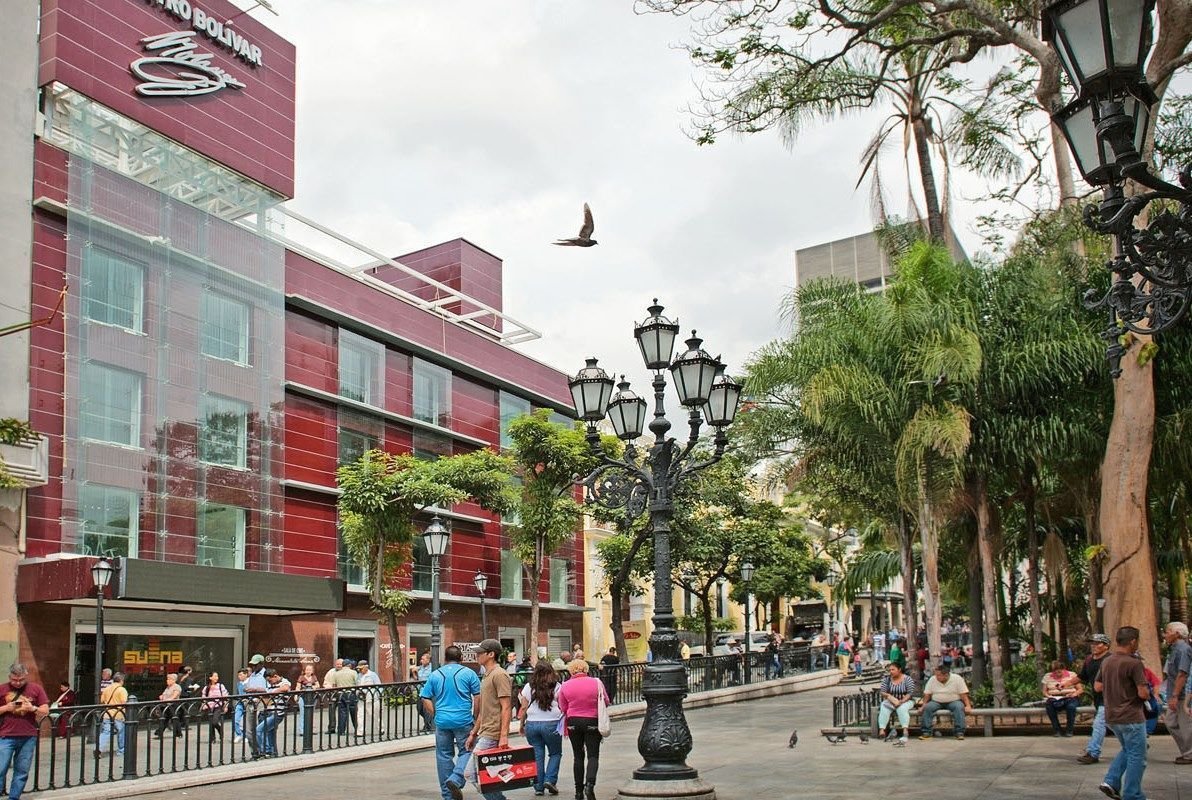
top-left (1023, 463), bottom-right (1045, 679)
top-left (1035, 52), bottom-right (1079, 206)
top-left (917, 488), bottom-right (943, 676)
top-left (897, 511), bottom-right (918, 658)
top-left (967, 534), bottom-right (987, 689)
top-left (701, 589), bottom-right (715, 653)
top-left (1172, 569), bottom-right (1190, 628)
top-left (610, 584), bottom-right (628, 662)
top-left (1098, 341), bottom-right (1160, 667)
top-left (528, 538), bottom-right (543, 665)
top-left (975, 478), bottom-right (1007, 706)
top-left (386, 609), bottom-right (402, 682)
top-left (910, 112), bottom-right (945, 242)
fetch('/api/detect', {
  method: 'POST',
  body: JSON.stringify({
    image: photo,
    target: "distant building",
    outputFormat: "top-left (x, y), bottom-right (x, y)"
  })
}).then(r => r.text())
top-left (793, 225), bottom-right (967, 295)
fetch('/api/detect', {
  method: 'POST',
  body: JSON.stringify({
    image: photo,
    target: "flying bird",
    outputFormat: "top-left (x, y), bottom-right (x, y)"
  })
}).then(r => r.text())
top-left (788, 729), bottom-right (798, 749)
top-left (553, 203), bottom-right (597, 247)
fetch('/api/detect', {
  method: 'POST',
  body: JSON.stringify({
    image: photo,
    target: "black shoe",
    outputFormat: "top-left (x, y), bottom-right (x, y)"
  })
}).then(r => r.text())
top-left (545, 783), bottom-right (559, 796)
top-left (445, 778), bottom-right (464, 800)
top-left (584, 787), bottom-right (597, 800)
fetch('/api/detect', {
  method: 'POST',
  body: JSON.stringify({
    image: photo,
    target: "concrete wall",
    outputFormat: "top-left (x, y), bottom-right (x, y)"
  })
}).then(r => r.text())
top-left (0, 0), bottom-right (39, 673)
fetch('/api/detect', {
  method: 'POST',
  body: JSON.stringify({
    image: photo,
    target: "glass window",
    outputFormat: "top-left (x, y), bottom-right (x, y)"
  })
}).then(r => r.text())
top-left (339, 330), bottom-right (385, 406)
top-left (338, 410), bottom-right (381, 466)
top-left (78, 484), bottom-right (138, 558)
top-left (413, 430), bottom-right (452, 462)
top-left (197, 503), bottom-right (245, 569)
top-left (199, 395), bottom-right (248, 468)
top-left (499, 392), bottom-right (531, 450)
top-left (80, 363), bottom-right (142, 446)
top-left (550, 557), bottom-right (571, 604)
top-left (502, 474), bottom-right (523, 526)
top-left (83, 249), bottom-right (143, 332)
top-left (413, 358), bottom-right (451, 427)
top-left (337, 518), bottom-right (367, 589)
top-left (201, 292), bottom-right (250, 364)
top-left (548, 410), bottom-right (574, 430)
top-left (412, 534), bottom-right (433, 592)
top-left (501, 549), bottom-right (523, 600)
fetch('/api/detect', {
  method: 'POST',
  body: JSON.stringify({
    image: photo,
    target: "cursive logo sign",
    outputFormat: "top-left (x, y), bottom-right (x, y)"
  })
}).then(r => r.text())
top-left (131, 31), bottom-right (247, 97)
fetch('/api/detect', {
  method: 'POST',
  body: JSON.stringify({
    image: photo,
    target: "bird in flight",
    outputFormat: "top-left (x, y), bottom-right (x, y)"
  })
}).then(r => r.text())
top-left (553, 203), bottom-right (597, 247)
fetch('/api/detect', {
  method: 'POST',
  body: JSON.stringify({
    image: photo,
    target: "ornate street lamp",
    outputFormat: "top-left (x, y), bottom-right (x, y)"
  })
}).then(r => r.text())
top-left (740, 561), bottom-right (755, 684)
top-left (1043, 0), bottom-right (1192, 376)
top-left (91, 557), bottom-right (116, 705)
top-left (570, 300), bottom-right (741, 800)
top-left (422, 517), bottom-right (450, 669)
top-left (824, 568), bottom-right (839, 642)
top-left (473, 570), bottom-right (489, 641)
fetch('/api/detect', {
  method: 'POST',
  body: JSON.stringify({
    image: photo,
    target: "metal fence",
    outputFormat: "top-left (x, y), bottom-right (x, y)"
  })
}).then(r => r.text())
top-left (832, 687), bottom-right (882, 727)
top-left (27, 646), bottom-right (831, 794)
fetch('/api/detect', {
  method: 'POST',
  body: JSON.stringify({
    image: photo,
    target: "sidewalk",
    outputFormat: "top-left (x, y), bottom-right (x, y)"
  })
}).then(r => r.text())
top-left (43, 685), bottom-right (1192, 800)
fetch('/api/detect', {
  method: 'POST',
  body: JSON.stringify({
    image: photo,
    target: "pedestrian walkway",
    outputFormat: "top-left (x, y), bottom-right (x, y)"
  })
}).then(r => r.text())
top-left (87, 686), bottom-right (1192, 799)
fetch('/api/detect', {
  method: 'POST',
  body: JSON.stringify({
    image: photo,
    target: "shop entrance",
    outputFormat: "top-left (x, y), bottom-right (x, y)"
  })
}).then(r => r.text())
top-left (336, 636), bottom-right (373, 666)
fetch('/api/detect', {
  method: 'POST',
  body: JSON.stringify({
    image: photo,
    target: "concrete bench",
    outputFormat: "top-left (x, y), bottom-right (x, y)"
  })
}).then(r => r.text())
top-left (872, 704), bottom-right (1099, 737)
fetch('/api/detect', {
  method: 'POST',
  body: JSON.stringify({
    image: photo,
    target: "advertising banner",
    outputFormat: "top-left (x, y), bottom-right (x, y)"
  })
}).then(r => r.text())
top-left (623, 620), bottom-right (649, 663)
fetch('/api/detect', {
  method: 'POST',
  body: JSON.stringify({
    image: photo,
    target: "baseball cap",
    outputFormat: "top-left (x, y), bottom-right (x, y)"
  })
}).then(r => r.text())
top-left (478, 638), bottom-right (503, 655)
top-left (248, 654), bottom-right (265, 665)
top-left (1088, 634), bottom-right (1111, 645)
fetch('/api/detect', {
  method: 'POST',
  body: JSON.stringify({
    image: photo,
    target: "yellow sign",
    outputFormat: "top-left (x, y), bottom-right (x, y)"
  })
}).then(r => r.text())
top-left (623, 620), bottom-right (649, 663)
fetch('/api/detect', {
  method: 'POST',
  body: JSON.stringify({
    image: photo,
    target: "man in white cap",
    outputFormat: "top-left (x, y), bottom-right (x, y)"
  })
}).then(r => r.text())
top-left (242, 654), bottom-right (268, 756)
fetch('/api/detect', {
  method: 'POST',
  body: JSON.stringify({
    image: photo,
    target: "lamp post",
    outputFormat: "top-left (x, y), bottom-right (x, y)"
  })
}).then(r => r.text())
top-left (91, 557), bottom-right (115, 705)
top-left (473, 570), bottom-right (489, 641)
top-left (740, 561), bottom-right (754, 685)
top-left (1042, 0), bottom-right (1192, 377)
top-left (824, 568), bottom-right (839, 643)
top-left (570, 300), bottom-right (742, 800)
top-left (422, 516), bottom-right (450, 670)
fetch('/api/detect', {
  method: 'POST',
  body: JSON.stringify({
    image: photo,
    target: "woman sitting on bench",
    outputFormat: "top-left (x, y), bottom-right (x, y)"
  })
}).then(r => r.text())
top-left (877, 662), bottom-right (917, 745)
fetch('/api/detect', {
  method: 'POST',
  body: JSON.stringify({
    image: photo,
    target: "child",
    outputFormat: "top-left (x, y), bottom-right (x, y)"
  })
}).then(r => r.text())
top-left (853, 648), bottom-right (864, 679)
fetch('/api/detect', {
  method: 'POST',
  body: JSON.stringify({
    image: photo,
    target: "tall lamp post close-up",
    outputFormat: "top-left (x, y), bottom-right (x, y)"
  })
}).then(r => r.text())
top-left (473, 570), bottom-right (489, 641)
top-left (1043, 0), bottom-right (1192, 376)
top-left (423, 516), bottom-right (450, 670)
top-left (570, 300), bottom-right (742, 800)
top-left (91, 557), bottom-right (115, 705)
top-left (740, 561), bottom-right (754, 685)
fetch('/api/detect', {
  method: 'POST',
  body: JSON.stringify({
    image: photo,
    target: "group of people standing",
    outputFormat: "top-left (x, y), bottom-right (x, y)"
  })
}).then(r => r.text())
top-left (421, 639), bottom-right (610, 800)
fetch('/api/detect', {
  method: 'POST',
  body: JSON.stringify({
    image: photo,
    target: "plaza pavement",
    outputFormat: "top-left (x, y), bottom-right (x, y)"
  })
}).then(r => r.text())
top-left (62, 684), bottom-right (1192, 800)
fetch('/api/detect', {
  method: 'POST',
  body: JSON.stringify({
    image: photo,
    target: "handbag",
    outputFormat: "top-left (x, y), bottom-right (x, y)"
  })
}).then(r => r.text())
top-left (597, 686), bottom-right (612, 738)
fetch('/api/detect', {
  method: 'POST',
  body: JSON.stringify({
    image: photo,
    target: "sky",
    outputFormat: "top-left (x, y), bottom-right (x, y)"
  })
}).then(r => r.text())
top-left (258, 1), bottom-right (1010, 390)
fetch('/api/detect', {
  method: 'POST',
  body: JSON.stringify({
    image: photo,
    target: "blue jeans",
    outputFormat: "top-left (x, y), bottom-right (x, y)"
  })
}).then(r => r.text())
top-left (0, 736), bottom-right (37, 800)
top-left (255, 713), bottom-right (282, 756)
top-left (99, 718), bottom-right (126, 753)
top-left (436, 725), bottom-right (471, 800)
top-left (921, 699), bottom-right (966, 736)
top-left (233, 701), bottom-right (245, 737)
top-left (1086, 705), bottom-right (1107, 757)
top-left (465, 735), bottom-right (508, 800)
top-left (525, 720), bottom-right (562, 792)
top-left (1103, 721), bottom-right (1147, 800)
top-left (1045, 698), bottom-right (1079, 735)
top-left (337, 693), bottom-right (358, 733)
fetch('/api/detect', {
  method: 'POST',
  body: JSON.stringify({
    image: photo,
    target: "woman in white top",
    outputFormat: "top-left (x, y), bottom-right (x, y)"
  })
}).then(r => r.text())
top-left (518, 661), bottom-right (563, 796)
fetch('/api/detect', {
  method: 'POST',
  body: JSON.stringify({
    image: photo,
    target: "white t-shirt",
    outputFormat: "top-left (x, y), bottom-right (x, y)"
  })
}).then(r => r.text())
top-left (519, 683), bottom-right (563, 723)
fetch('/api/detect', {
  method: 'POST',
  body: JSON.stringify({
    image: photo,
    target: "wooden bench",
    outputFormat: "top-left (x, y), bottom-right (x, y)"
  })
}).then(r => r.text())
top-left (871, 705), bottom-right (1099, 737)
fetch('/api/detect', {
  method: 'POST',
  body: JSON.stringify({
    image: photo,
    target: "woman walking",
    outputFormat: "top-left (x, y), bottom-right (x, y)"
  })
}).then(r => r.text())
top-left (877, 662), bottom-right (917, 745)
top-left (556, 660), bottom-right (610, 800)
top-left (518, 662), bottom-right (563, 796)
top-left (202, 671), bottom-right (229, 742)
top-left (295, 663), bottom-right (318, 735)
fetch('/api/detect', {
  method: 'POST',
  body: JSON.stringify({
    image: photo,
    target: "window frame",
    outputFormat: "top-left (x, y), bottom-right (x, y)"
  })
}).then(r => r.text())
top-left (200, 290), bottom-right (251, 365)
top-left (196, 503), bottom-right (246, 570)
top-left (338, 330), bottom-right (385, 407)
top-left (80, 362), bottom-right (142, 447)
top-left (77, 484), bottom-right (139, 559)
top-left (549, 557), bottom-right (571, 605)
top-left (500, 548), bottom-right (524, 600)
top-left (412, 358), bottom-right (452, 428)
top-left (499, 392), bottom-right (531, 450)
top-left (198, 394), bottom-right (249, 469)
top-left (82, 248), bottom-right (144, 334)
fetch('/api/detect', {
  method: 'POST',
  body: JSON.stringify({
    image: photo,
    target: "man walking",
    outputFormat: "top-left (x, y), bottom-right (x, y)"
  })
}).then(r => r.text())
top-left (464, 639), bottom-right (513, 800)
top-left (1162, 622), bottom-right (1192, 764)
top-left (422, 645), bottom-right (482, 800)
top-left (918, 661), bottom-right (972, 740)
top-left (356, 660), bottom-right (381, 736)
top-left (1095, 626), bottom-right (1151, 800)
top-left (0, 664), bottom-right (49, 800)
top-left (1078, 634), bottom-right (1112, 764)
top-left (254, 669), bottom-right (291, 759)
top-left (333, 658), bottom-right (358, 737)
top-left (242, 654), bottom-right (269, 756)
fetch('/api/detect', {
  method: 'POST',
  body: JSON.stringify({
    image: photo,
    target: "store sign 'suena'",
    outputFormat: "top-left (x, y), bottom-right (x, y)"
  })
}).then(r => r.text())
top-left (131, 0), bottom-right (265, 98)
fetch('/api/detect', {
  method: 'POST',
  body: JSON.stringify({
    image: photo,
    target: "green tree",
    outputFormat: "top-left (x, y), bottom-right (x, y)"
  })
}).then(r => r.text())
top-left (593, 513), bottom-right (652, 662)
top-left (337, 448), bottom-right (515, 680)
top-left (505, 410), bottom-right (617, 664)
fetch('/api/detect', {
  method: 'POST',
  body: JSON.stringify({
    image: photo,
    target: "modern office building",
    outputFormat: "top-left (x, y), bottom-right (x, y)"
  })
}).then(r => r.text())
top-left (793, 224), bottom-right (967, 294)
top-left (1, 0), bottom-right (583, 701)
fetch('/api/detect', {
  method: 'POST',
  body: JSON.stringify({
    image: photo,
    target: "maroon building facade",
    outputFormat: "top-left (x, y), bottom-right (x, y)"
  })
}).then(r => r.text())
top-left (15, 0), bottom-right (583, 700)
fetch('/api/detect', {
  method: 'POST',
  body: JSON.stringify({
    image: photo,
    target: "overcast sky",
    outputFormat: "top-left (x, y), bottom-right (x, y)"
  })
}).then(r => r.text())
top-left (260, 1), bottom-right (1009, 388)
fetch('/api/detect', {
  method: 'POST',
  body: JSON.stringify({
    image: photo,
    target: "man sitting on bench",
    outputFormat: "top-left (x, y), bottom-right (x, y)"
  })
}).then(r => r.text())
top-left (919, 660), bottom-right (973, 740)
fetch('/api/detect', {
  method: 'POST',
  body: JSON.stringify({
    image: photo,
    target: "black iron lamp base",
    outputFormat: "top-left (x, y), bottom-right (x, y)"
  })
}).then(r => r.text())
top-left (617, 777), bottom-right (717, 800)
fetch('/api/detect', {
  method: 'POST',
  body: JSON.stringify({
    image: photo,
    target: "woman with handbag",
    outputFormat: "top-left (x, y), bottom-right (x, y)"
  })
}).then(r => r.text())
top-left (517, 662), bottom-right (563, 796)
top-left (202, 671), bottom-right (229, 745)
top-left (556, 659), bottom-right (610, 800)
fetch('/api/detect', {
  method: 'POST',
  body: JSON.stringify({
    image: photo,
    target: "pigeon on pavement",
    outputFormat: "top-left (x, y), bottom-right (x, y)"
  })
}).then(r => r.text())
top-left (553, 203), bottom-right (598, 247)
top-left (788, 729), bottom-right (798, 749)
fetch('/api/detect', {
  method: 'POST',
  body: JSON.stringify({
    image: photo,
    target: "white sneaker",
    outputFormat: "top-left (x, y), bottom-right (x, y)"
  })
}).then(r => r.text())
top-left (233, 735), bottom-right (243, 743)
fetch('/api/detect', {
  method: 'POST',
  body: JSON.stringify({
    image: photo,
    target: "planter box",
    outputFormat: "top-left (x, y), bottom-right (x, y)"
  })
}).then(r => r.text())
top-left (0, 435), bottom-right (49, 488)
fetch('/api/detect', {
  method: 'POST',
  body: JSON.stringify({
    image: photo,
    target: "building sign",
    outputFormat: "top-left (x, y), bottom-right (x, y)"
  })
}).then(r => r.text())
top-left (142, 0), bottom-right (265, 66)
top-left (455, 642), bottom-right (480, 663)
top-left (132, 31), bottom-right (248, 96)
top-left (264, 647), bottom-right (320, 665)
top-left (122, 637), bottom-right (184, 675)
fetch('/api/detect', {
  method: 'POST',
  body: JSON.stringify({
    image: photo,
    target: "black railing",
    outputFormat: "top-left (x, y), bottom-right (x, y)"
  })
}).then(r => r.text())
top-left (832, 687), bottom-right (882, 727)
top-left (30, 649), bottom-right (834, 794)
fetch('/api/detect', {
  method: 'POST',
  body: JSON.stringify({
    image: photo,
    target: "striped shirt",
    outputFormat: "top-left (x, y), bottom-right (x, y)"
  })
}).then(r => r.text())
top-left (880, 674), bottom-right (916, 701)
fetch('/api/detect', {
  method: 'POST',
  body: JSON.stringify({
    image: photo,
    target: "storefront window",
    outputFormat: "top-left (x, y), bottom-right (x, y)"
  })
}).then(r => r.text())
top-left (74, 631), bottom-right (237, 705)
